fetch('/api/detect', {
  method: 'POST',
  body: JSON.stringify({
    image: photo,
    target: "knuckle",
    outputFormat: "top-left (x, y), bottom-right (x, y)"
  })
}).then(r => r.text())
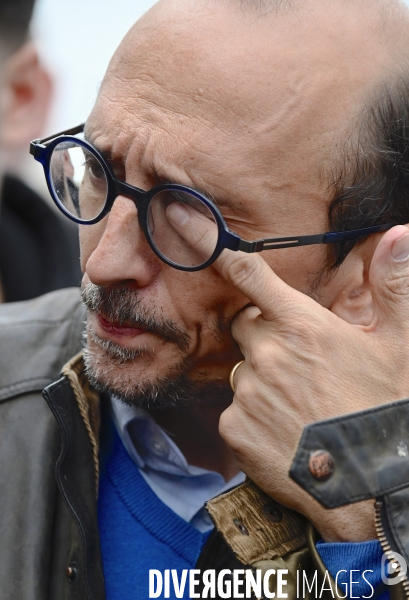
top-left (219, 406), bottom-right (236, 443)
top-left (384, 272), bottom-right (409, 298)
top-left (224, 254), bottom-right (265, 292)
top-left (238, 305), bottom-right (260, 322)
top-left (219, 405), bottom-right (247, 455)
top-left (248, 341), bottom-right (276, 377)
top-left (234, 374), bottom-right (254, 401)
top-left (231, 306), bottom-right (259, 338)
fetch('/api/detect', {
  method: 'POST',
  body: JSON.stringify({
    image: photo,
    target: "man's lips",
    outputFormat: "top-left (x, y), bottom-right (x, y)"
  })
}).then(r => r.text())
top-left (96, 313), bottom-right (146, 338)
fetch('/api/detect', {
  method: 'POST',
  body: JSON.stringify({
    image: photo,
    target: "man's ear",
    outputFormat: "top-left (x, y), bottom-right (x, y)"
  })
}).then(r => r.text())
top-left (328, 236), bottom-right (380, 326)
top-left (0, 42), bottom-right (52, 149)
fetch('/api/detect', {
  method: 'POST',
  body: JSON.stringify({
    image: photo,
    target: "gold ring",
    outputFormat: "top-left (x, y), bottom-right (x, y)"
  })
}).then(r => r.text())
top-left (229, 360), bottom-right (245, 392)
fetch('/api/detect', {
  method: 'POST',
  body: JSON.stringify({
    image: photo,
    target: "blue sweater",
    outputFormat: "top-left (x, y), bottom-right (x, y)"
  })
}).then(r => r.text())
top-left (98, 434), bottom-right (209, 599)
top-left (317, 541), bottom-right (389, 600)
top-left (99, 433), bottom-right (391, 600)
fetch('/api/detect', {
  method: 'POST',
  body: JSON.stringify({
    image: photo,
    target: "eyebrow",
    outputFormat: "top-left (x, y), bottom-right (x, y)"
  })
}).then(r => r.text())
top-left (162, 177), bottom-right (242, 212)
top-left (154, 167), bottom-right (246, 213)
top-left (84, 131), bottom-right (249, 214)
top-left (84, 131), bottom-right (115, 163)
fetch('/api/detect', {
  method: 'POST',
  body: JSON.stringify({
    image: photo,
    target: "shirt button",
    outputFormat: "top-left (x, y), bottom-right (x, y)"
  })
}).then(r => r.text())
top-left (150, 438), bottom-right (169, 457)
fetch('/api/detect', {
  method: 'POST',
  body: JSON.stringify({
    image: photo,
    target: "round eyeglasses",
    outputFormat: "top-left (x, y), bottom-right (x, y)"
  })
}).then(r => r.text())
top-left (30, 124), bottom-right (396, 272)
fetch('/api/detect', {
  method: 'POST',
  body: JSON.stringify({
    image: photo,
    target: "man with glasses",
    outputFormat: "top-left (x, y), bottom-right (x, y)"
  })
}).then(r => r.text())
top-left (2, 0), bottom-right (409, 598)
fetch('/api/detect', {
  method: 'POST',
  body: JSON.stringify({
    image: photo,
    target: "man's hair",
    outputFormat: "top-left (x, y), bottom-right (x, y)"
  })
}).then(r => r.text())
top-left (327, 74), bottom-right (409, 269)
top-left (0, 0), bottom-right (35, 54)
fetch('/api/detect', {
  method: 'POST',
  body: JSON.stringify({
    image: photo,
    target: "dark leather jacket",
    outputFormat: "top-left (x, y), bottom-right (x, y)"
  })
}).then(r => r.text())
top-left (0, 288), bottom-right (407, 600)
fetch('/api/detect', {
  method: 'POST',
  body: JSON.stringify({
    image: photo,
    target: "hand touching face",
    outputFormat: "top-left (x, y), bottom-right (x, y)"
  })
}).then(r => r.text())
top-left (169, 202), bottom-right (409, 540)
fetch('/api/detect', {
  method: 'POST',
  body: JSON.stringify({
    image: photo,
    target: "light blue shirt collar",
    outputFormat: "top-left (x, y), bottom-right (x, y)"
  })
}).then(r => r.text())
top-left (111, 396), bottom-right (245, 532)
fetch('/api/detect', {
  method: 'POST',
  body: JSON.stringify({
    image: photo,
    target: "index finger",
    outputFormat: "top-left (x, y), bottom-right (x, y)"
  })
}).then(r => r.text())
top-left (166, 200), bottom-right (302, 321)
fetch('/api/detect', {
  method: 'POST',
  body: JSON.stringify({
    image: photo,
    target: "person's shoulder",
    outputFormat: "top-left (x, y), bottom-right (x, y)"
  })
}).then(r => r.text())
top-left (0, 288), bottom-right (85, 402)
top-left (0, 286), bottom-right (83, 323)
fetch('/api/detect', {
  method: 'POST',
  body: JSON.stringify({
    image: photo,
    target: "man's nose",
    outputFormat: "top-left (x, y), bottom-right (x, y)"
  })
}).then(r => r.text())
top-left (83, 196), bottom-right (161, 288)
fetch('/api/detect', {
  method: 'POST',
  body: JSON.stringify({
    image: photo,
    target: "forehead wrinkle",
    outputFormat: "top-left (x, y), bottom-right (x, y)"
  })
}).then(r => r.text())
top-left (135, 77), bottom-right (236, 135)
top-left (109, 74), bottom-right (316, 202)
top-left (121, 101), bottom-right (255, 214)
top-left (131, 126), bottom-right (250, 217)
top-left (85, 113), bottom-right (157, 186)
top-left (104, 34), bottom-right (293, 146)
top-left (96, 34), bottom-right (315, 197)
top-left (85, 112), bottom-right (236, 210)
top-left (89, 83), bottom-right (316, 225)
top-left (144, 156), bottom-right (240, 212)
top-left (89, 24), bottom-right (337, 218)
top-left (184, 165), bottom-right (253, 217)
top-left (83, 130), bottom-right (113, 163)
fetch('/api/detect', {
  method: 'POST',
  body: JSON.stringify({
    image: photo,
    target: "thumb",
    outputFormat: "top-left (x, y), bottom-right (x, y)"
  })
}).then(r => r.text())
top-left (370, 224), bottom-right (409, 326)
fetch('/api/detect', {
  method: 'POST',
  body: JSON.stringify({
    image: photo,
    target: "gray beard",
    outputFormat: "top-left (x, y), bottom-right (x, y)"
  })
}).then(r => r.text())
top-left (83, 325), bottom-right (198, 409)
top-left (83, 327), bottom-right (232, 410)
top-left (81, 282), bottom-right (232, 410)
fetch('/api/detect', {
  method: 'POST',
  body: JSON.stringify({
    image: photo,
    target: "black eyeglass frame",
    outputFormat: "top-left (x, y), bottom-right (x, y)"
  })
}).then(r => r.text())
top-left (30, 124), bottom-right (395, 272)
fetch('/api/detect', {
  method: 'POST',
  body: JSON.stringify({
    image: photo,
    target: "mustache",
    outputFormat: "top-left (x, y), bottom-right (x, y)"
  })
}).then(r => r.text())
top-left (80, 282), bottom-right (191, 352)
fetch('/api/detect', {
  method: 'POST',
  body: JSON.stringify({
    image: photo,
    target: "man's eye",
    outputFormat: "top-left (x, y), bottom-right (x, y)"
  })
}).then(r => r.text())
top-left (84, 157), bottom-right (105, 180)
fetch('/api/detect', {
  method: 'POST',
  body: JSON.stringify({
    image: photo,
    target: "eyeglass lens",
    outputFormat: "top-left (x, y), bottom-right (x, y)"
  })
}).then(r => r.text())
top-left (148, 190), bottom-right (218, 268)
top-left (49, 141), bottom-right (218, 268)
top-left (49, 141), bottom-right (108, 221)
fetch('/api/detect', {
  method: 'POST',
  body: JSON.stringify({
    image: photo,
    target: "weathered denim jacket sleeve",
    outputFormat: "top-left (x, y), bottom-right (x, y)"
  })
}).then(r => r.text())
top-left (290, 398), bottom-right (409, 598)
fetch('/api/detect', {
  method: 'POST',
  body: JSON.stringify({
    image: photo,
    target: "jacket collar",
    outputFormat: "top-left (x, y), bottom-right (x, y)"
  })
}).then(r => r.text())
top-left (62, 352), bottom-right (307, 563)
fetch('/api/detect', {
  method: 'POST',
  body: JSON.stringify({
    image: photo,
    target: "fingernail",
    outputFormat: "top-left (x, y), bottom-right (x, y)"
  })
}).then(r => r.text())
top-left (166, 203), bottom-right (190, 226)
top-left (392, 233), bottom-right (409, 262)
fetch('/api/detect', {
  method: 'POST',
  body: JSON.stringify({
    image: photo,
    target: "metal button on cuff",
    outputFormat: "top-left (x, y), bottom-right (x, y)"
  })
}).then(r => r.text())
top-left (308, 450), bottom-right (335, 480)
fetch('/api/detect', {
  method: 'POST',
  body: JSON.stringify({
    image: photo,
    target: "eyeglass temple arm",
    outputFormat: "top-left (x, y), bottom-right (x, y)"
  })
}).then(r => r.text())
top-left (30, 124), bottom-right (85, 158)
top-left (237, 223), bottom-right (395, 253)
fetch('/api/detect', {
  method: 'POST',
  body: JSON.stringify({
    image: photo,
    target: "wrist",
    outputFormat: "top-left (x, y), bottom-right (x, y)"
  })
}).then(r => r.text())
top-left (308, 499), bottom-right (376, 542)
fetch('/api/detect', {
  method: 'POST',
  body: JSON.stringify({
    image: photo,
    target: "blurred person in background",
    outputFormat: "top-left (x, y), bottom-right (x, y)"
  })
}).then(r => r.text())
top-left (0, 0), bottom-right (81, 302)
